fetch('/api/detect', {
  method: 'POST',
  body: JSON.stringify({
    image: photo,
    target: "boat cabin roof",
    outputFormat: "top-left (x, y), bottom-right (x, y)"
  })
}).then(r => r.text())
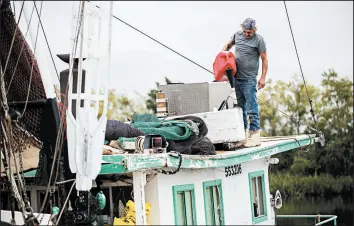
top-left (20, 134), bottom-right (315, 178)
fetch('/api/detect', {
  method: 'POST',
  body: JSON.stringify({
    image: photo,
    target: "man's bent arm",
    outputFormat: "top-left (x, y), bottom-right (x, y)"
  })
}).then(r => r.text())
top-left (260, 51), bottom-right (268, 79)
top-left (222, 40), bottom-right (234, 51)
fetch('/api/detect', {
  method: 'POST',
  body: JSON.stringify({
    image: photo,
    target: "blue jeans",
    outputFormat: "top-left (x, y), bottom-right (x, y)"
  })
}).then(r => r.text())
top-left (234, 79), bottom-right (260, 131)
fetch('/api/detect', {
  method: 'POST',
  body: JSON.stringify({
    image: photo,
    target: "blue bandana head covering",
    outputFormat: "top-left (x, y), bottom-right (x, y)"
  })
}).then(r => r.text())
top-left (242, 18), bottom-right (256, 30)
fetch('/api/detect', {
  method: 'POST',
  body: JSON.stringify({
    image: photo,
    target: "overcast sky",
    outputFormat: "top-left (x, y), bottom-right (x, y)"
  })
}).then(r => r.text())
top-left (15, 1), bottom-right (353, 98)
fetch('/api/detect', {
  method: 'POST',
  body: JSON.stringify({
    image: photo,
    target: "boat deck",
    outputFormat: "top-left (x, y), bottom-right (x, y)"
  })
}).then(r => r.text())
top-left (99, 134), bottom-right (316, 174)
top-left (19, 134), bottom-right (316, 178)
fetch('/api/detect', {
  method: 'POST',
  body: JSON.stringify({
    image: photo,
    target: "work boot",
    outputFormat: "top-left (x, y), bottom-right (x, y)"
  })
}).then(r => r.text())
top-left (244, 129), bottom-right (261, 147)
top-left (237, 129), bottom-right (248, 147)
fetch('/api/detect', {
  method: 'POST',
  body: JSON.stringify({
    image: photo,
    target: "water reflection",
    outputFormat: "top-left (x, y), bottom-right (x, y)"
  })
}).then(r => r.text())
top-left (276, 196), bottom-right (353, 226)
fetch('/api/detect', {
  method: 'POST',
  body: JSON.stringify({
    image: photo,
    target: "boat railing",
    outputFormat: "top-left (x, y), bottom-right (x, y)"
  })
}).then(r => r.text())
top-left (276, 214), bottom-right (338, 226)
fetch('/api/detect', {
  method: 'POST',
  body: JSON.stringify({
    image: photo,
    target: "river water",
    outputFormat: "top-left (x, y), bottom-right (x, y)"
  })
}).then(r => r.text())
top-left (276, 196), bottom-right (353, 226)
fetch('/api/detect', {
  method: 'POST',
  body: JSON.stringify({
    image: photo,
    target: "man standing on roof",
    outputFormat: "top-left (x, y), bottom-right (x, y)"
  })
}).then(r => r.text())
top-left (222, 18), bottom-right (268, 147)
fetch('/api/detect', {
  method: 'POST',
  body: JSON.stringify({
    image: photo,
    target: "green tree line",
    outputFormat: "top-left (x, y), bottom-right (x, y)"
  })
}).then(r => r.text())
top-left (260, 69), bottom-right (353, 198)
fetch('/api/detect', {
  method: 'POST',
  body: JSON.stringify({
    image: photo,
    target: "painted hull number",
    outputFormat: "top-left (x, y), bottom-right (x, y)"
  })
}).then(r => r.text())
top-left (225, 164), bottom-right (242, 177)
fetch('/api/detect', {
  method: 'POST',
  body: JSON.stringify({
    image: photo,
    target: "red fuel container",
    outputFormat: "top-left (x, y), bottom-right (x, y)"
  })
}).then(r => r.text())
top-left (213, 51), bottom-right (237, 81)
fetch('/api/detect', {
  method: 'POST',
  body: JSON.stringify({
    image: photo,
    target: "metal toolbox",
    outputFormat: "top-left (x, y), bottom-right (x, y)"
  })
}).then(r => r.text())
top-left (158, 82), bottom-right (234, 116)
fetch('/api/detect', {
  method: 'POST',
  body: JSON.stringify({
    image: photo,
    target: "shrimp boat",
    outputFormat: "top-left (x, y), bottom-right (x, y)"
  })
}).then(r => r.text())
top-left (0, 1), bottom-right (338, 225)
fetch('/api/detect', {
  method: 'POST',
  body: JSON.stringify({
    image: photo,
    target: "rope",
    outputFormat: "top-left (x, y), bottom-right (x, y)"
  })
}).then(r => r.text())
top-left (18, 0), bottom-right (42, 120)
top-left (32, 0), bottom-right (60, 80)
top-left (0, 0), bottom-right (25, 82)
top-left (86, 0), bottom-right (214, 75)
top-left (283, 1), bottom-right (320, 132)
top-left (54, 180), bottom-right (76, 226)
top-left (86, 0), bottom-right (323, 137)
top-left (37, 1), bottom-right (84, 220)
top-left (0, 0), bottom-right (25, 113)
top-left (5, 2), bottom-right (36, 95)
top-left (56, 178), bottom-right (76, 185)
top-left (11, 0), bottom-right (15, 18)
top-left (1, 117), bottom-right (27, 221)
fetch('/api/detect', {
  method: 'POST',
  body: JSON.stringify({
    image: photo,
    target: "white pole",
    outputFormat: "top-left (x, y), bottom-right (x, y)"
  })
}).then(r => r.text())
top-left (75, 0), bottom-right (85, 176)
top-left (102, 1), bottom-right (113, 117)
top-left (133, 171), bottom-right (147, 225)
top-left (94, 1), bottom-right (102, 117)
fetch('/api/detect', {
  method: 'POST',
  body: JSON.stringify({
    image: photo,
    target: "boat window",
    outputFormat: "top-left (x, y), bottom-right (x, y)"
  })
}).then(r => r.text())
top-left (203, 179), bottom-right (225, 225)
top-left (249, 170), bottom-right (268, 224)
top-left (172, 184), bottom-right (197, 225)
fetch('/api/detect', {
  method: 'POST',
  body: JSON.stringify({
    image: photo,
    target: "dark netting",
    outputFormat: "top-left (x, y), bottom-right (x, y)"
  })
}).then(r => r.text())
top-left (0, 1), bottom-right (64, 186)
top-left (0, 0), bottom-right (46, 141)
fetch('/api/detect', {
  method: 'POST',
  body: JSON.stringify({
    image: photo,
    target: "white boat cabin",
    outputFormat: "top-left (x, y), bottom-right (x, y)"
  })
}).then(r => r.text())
top-left (1, 134), bottom-right (319, 226)
top-left (99, 134), bottom-right (315, 225)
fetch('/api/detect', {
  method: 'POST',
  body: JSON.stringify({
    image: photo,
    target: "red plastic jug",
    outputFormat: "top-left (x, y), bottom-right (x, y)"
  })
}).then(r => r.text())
top-left (213, 51), bottom-right (237, 81)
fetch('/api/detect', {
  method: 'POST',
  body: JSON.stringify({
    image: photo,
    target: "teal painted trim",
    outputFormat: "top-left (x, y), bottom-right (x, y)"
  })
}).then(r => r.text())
top-left (99, 163), bottom-right (129, 174)
top-left (172, 184), bottom-right (197, 225)
top-left (277, 215), bottom-right (337, 218)
top-left (203, 179), bottom-right (225, 225)
top-left (248, 170), bottom-right (268, 224)
top-left (23, 134), bottom-right (313, 176)
top-left (102, 153), bottom-right (166, 172)
top-left (102, 154), bottom-right (126, 162)
top-left (167, 135), bottom-right (314, 169)
top-left (98, 135), bottom-right (314, 174)
top-left (315, 216), bottom-right (338, 226)
top-left (21, 164), bottom-right (128, 177)
top-left (22, 169), bottom-right (37, 177)
top-left (18, 136), bottom-right (313, 177)
top-left (277, 215), bottom-right (338, 226)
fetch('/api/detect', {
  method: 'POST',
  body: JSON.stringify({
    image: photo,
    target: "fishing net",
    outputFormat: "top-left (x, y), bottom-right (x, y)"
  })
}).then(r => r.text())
top-left (0, 0), bottom-right (46, 141)
top-left (0, 1), bottom-right (65, 187)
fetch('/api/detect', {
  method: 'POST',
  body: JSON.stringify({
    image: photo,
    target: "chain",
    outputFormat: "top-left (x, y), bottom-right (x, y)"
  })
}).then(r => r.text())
top-left (14, 122), bottom-right (42, 149)
top-left (12, 127), bottom-right (34, 217)
top-left (0, 63), bottom-right (9, 117)
top-left (1, 120), bottom-right (26, 220)
top-left (1, 116), bottom-right (35, 221)
top-left (17, 125), bottom-right (33, 215)
top-left (159, 151), bottom-right (182, 175)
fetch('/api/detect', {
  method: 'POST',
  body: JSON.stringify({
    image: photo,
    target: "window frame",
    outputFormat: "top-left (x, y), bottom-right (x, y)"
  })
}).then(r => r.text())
top-left (172, 184), bottom-right (197, 225)
top-left (203, 179), bottom-right (225, 225)
top-left (248, 170), bottom-right (268, 224)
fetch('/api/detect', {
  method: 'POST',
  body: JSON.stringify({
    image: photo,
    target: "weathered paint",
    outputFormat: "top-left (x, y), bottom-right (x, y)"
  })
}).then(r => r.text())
top-left (21, 135), bottom-right (316, 177)
top-left (101, 135), bottom-right (314, 174)
top-left (202, 179), bottom-right (225, 225)
top-left (133, 171), bottom-right (147, 225)
top-left (166, 135), bottom-right (313, 169)
top-left (248, 170), bottom-right (268, 224)
top-left (145, 158), bottom-right (275, 225)
top-left (99, 163), bottom-right (128, 174)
